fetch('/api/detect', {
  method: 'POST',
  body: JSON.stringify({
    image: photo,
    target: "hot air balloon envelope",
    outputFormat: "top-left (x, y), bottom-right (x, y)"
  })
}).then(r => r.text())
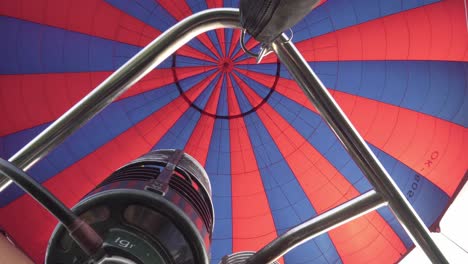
top-left (0, 0), bottom-right (467, 263)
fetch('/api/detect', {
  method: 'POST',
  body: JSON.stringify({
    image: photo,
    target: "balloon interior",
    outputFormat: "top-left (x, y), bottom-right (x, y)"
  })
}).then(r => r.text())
top-left (0, 0), bottom-right (467, 264)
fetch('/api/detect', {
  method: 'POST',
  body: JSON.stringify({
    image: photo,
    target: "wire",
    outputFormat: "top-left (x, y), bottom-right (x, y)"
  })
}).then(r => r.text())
top-left (0, 158), bottom-right (103, 256)
top-left (440, 232), bottom-right (468, 254)
top-left (0, 158), bottom-right (77, 225)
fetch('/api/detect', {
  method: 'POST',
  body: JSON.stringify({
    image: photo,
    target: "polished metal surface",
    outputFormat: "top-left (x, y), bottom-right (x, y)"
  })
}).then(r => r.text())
top-left (221, 251), bottom-right (280, 264)
top-left (247, 191), bottom-right (385, 264)
top-left (271, 34), bottom-right (448, 264)
top-left (97, 256), bottom-right (137, 264)
top-left (0, 8), bottom-right (241, 192)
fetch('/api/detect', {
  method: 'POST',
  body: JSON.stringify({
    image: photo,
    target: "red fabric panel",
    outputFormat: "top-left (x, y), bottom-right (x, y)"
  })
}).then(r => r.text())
top-left (177, 45), bottom-right (219, 62)
top-left (332, 92), bottom-right (468, 196)
top-left (215, 29), bottom-right (227, 57)
top-left (156, 0), bottom-right (221, 57)
top-left (226, 75), bottom-right (278, 253)
top-left (234, 70), bottom-right (468, 196)
top-left (295, 0), bottom-right (468, 62)
top-left (205, 0), bottom-right (230, 63)
top-left (135, 72), bottom-right (218, 144)
top-left (0, 0), bottom-right (218, 60)
top-left (0, 0), bottom-right (160, 47)
top-left (155, 0), bottom-right (192, 21)
top-left (228, 30), bottom-right (241, 57)
top-left (240, 85), bottom-right (407, 263)
top-left (231, 74), bottom-right (264, 107)
top-left (184, 75), bottom-right (225, 165)
top-left (206, 0), bottom-right (224, 8)
top-left (0, 66), bottom-right (214, 136)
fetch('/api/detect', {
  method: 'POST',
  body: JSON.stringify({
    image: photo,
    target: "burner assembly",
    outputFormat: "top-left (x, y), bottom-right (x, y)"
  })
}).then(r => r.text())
top-left (46, 150), bottom-right (214, 264)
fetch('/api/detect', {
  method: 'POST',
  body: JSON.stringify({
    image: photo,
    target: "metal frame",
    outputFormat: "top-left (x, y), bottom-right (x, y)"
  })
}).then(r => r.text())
top-left (247, 190), bottom-right (386, 263)
top-left (0, 8), bottom-right (241, 191)
top-left (0, 8), bottom-right (447, 264)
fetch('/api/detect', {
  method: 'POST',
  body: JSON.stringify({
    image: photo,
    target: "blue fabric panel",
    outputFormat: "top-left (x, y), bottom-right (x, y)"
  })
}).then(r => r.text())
top-left (371, 145), bottom-right (450, 228)
top-left (295, 0), bottom-right (441, 41)
top-left (176, 55), bottom-right (217, 67)
top-left (105, 0), bottom-right (218, 60)
top-left (0, 17), bottom-right (143, 74)
top-left (206, 119), bottom-right (232, 263)
top-left (106, 0), bottom-right (177, 33)
top-left (154, 74), bottom-right (219, 150)
top-left (233, 85), bottom-right (342, 263)
top-left (153, 108), bottom-right (201, 150)
top-left (178, 69), bottom-right (216, 92)
top-left (235, 63), bottom-right (278, 76)
top-left (301, 61), bottom-right (468, 127)
top-left (239, 71), bottom-right (450, 251)
top-left (217, 76), bottom-right (229, 116)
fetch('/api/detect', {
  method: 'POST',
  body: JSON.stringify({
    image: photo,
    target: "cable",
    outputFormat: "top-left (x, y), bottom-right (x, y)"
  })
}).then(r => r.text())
top-left (440, 232), bottom-right (468, 254)
top-left (0, 158), bottom-right (103, 256)
top-left (0, 158), bottom-right (76, 225)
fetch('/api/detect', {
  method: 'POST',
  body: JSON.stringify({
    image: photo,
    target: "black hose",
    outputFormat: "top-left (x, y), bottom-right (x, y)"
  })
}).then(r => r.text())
top-left (0, 158), bottom-right (103, 256)
top-left (0, 158), bottom-right (76, 225)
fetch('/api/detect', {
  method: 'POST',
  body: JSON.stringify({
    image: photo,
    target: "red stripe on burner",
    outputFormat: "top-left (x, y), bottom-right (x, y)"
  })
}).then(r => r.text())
top-left (184, 75), bottom-right (224, 165)
top-left (295, 0), bottom-right (468, 62)
top-left (0, 0), bottom-right (161, 47)
top-left (240, 86), bottom-right (406, 263)
top-left (0, 66), bottom-right (214, 136)
top-left (227, 75), bottom-right (277, 253)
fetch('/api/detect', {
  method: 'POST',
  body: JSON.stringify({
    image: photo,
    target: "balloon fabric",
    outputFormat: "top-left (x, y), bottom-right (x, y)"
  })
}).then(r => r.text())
top-left (0, 0), bottom-right (467, 263)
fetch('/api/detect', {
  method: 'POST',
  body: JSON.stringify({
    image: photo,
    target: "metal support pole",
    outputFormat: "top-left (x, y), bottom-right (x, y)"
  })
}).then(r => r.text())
top-left (248, 191), bottom-right (386, 264)
top-left (271, 34), bottom-right (448, 263)
top-left (0, 8), bottom-right (241, 192)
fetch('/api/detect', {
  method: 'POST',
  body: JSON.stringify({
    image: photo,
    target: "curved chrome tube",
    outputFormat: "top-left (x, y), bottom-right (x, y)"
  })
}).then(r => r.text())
top-left (0, 8), bottom-right (241, 192)
top-left (247, 191), bottom-right (386, 264)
